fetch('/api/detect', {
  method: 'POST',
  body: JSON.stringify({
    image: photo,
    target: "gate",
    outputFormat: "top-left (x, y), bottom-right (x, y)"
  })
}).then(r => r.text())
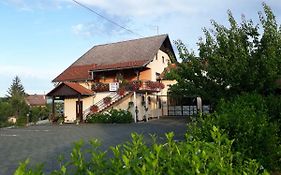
top-left (159, 95), bottom-right (210, 116)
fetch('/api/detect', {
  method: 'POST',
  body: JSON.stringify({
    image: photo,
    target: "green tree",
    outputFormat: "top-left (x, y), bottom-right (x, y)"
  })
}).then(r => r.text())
top-left (167, 3), bottom-right (281, 104)
top-left (6, 76), bottom-right (28, 118)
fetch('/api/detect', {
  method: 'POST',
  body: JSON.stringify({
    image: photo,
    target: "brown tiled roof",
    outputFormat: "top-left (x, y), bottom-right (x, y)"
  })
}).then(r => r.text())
top-left (53, 34), bottom-right (176, 82)
top-left (25, 95), bottom-right (46, 106)
top-left (92, 60), bottom-right (148, 72)
top-left (64, 82), bottom-right (93, 95)
top-left (54, 64), bottom-right (96, 82)
top-left (47, 82), bottom-right (93, 97)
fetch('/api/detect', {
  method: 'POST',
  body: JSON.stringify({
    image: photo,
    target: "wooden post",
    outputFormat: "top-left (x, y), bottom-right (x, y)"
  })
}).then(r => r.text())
top-left (78, 95), bottom-right (82, 123)
top-left (52, 97), bottom-right (55, 122)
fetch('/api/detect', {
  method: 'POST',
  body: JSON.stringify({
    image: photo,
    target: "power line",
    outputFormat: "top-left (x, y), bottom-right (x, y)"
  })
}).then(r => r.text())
top-left (72, 0), bottom-right (143, 37)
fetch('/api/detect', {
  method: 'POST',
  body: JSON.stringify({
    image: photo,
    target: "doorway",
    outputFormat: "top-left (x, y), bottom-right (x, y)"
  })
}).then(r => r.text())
top-left (76, 101), bottom-right (83, 121)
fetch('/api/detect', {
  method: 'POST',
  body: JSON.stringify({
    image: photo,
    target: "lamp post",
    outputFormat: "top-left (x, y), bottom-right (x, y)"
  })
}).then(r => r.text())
top-left (26, 111), bottom-right (30, 127)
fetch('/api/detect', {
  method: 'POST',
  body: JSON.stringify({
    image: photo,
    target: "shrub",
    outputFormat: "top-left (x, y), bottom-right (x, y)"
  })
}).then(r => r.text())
top-left (14, 127), bottom-right (268, 174)
top-left (86, 109), bottom-right (133, 123)
top-left (87, 112), bottom-right (111, 123)
top-left (16, 116), bottom-right (27, 126)
top-left (189, 93), bottom-right (281, 171)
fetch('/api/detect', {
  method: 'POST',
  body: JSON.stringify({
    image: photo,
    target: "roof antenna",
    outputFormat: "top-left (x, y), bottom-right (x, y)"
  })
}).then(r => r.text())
top-left (149, 25), bottom-right (159, 35)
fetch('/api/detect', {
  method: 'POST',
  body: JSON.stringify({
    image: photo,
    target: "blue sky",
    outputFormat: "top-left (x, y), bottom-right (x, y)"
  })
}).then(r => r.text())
top-left (0, 0), bottom-right (281, 97)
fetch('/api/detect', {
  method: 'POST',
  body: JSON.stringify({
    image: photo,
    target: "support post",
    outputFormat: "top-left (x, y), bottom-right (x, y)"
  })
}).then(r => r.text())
top-left (145, 92), bottom-right (148, 122)
top-left (78, 95), bottom-right (82, 123)
top-left (52, 97), bottom-right (55, 122)
top-left (134, 92), bottom-right (137, 123)
top-left (156, 95), bottom-right (160, 119)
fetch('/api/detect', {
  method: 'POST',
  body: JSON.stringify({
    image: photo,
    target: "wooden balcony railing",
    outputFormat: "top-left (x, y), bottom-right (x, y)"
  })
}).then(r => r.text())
top-left (91, 80), bottom-right (165, 92)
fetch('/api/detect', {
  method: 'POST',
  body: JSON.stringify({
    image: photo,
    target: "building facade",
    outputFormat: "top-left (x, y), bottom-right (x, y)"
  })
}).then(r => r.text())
top-left (47, 34), bottom-right (176, 123)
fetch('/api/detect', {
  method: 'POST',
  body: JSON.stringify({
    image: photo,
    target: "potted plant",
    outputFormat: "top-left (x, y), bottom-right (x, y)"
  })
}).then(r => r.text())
top-left (103, 96), bottom-right (112, 105)
top-left (146, 81), bottom-right (165, 90)
top-left (127, 101), bottom-right (134, 109)
top-left (90, 105), bottom-right (99, 113)
top-left (117, 87), bottom-right (126, 96)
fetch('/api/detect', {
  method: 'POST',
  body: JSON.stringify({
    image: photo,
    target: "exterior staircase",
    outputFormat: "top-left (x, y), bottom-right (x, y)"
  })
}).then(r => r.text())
top-left (83, 91), bottom-right (132, 120)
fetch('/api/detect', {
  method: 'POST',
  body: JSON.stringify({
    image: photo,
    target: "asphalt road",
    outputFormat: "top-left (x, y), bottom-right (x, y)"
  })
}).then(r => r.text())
top-left (0, 118), bottom-right (187, 175)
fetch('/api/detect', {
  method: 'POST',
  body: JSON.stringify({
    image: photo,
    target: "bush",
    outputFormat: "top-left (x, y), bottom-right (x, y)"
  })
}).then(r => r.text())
top-left (30, 106), bottom-right (51, 123)
top-left (16, 116), bottom-right (27, 126)
top-left (14, 127), bottom-right (267, 174)
top-left (189, 93), bottom-right (281, 171)
top-left (0, 102), bottom-right (13, 123)
top-left (86, 109), bottom-right (133, 123)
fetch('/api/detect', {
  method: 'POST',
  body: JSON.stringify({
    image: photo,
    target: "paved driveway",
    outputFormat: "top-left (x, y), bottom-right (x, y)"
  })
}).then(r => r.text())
top-left (0, 118), bottom-right (187, 175)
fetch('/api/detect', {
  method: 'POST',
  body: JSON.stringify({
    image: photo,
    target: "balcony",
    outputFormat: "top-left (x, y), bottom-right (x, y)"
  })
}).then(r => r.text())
top-left (91, 80), bottom-right (165, 93)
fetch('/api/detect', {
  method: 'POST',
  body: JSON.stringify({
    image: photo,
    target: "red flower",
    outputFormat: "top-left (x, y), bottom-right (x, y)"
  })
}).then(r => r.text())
top-left (117, 87), bottom-right (126, 96)
top-left (103, 97), bottom-right (112, 105)
top-left (90, 105), bottom-right (99, 113)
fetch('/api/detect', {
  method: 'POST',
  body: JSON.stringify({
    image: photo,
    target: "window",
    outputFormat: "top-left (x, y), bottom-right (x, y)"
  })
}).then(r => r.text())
top-left (156, 72), bottom-right (160, 80)
top-left (162, 56), bottom-right (164, 63)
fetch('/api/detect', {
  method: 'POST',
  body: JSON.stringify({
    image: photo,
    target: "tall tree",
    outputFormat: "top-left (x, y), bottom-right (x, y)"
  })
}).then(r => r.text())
top-left (167, 3), bottom-right (281, 104)
top-left (6, 76), bottom-right (28, 117)
top-left (7, 76), bottom-right (25, 98)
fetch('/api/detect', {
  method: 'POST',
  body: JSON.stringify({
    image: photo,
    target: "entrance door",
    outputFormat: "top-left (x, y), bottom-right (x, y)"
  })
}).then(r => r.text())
top-left (76, 101), bottom-right (83, 121)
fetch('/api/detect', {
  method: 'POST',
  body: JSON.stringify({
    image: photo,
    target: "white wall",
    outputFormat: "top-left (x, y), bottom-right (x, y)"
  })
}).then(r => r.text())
top-left (94, 92), bottom-right (111, 104)
top-left (64, 96), bottom-right (94, 122)
top-left (64, 98), bottom-right (77, 122)
top-left (147, 50), bottom-right (170, 81)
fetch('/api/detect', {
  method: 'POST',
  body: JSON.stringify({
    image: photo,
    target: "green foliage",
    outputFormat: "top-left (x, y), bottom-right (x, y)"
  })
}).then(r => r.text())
top-left (189, 93), bottom-right (281, 171)
top-left (14, 159), bottom-right (43, 175)
top-left (86, 109), bottom-right (133, 123)
top-left (6, 76), bottom-right (29, 118)
top-left (16, 116), bottom-right (27, 126)
top-left (30, 106), bottom-right (50, 123)
top-left (7, 76), bottom-right (25, 98)
top-left (168, 3), bottom-right (281, 103)
top-left (14, 128), bottom-right (267, 174)
top-left (0, 101), bottom-right (13, 122)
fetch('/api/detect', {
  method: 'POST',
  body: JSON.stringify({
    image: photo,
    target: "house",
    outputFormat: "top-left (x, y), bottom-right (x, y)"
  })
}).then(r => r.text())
top-left (47, 34), bottom-right (176, 123)
top-left (25, 94), bottom-right (47, 107)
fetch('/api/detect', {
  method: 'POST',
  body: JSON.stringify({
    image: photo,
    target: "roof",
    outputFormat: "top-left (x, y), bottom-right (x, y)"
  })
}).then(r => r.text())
top-left (92, 60), bottom-right (148, 72)
top-left (47, 82), bottom-right (93, 97)
top-left (25, 95), bottom-right (46, 106)
top-left (53, 34), bottom-right (176, 82)
top-left (64, 82), bottom-right (93, 95)
top-left (54, 64), bottom-right (96, 82)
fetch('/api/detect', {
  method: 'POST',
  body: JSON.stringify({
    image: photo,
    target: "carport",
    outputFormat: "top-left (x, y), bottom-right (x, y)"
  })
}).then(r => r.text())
top-left (47, 82), bottom-right (93, 122)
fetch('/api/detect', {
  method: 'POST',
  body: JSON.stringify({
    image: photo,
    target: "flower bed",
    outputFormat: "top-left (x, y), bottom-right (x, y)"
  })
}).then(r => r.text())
top-left (86, 109), bottom-right (133, 123)
top-left (91, 83), bottom-right (109, 92)
top-left (145, 81), bottom-right (165, 90)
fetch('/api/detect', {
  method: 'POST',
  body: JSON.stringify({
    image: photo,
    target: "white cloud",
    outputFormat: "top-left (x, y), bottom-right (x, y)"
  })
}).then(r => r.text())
top-left (74, 0), bottom-right (199, 18)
